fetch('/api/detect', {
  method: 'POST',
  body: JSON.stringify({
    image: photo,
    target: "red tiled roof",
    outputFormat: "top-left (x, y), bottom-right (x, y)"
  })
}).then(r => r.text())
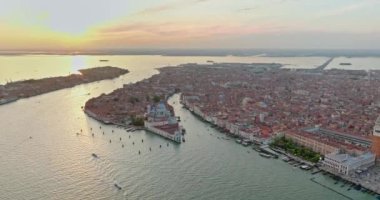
top-left (154, 124), bottom-right (179, 135)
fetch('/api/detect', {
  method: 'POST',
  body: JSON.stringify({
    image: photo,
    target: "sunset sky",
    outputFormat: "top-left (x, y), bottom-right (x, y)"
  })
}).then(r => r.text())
top-left (1, 0), bottom-right (379, 51)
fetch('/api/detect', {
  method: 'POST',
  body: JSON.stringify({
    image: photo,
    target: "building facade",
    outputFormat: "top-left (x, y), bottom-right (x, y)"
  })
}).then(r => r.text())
top-left (284, 131), bottom-right (339, 155)
top-left (145, 102), bottom-right (183, 143)
top-left (323, 152), bottom-right (376, 175)
top-left (371, 116), bottom-right (380, 159)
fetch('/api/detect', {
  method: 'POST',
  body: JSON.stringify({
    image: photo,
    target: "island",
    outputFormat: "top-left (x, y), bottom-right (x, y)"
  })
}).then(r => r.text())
top-left (0, 66), bottom-right (129, 105)
top-left (85, 62), bottom-right (380, 193)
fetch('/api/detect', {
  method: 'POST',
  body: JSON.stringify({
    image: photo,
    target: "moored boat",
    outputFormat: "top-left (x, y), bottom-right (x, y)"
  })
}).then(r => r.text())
top-left (259, 153), bottom-right (272, 158)
top-left (282, 156), bottom-right (290, 162)
top-left (300, 164), bottom-right (312, 170)
top-left (241, 141), bottom-right (249, 147)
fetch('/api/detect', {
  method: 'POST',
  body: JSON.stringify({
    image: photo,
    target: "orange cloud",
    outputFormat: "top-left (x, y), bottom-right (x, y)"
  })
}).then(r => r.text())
top-left (87, 16), bottom-right (288, 48)
top-left (0, 22), bottom-right (91, 51)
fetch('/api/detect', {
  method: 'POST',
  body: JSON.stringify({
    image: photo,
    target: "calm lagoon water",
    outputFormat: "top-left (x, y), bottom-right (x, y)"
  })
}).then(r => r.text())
top-left (0, 55), bottom-right (377, 199)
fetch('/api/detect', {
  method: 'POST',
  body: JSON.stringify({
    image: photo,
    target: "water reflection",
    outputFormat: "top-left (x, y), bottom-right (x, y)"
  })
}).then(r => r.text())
top-left (71, 55), bottom-right (86, 74)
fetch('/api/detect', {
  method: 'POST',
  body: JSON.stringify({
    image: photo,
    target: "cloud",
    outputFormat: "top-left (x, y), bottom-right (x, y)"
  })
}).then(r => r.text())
top-left (236, 7), bottom-right (258, 13)
top-left (136, 0), bottom-right (210, 16)
top-left (93, 20), bottom-right (268, 48)
top-left (317, 1), bottom-right (378, 18)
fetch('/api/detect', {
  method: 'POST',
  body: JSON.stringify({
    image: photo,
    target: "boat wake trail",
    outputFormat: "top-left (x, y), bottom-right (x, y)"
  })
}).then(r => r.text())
top-left (89, 154), bottom-right (126, 195)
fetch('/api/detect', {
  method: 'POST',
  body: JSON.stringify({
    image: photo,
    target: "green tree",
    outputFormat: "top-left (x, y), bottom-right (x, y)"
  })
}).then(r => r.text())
top-left (153, 95), bottom-right (161, 103)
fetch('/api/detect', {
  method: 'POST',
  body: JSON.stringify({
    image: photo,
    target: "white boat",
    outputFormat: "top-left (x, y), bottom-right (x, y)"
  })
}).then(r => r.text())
top-left (300, 165), bottom-right (312, 170)
top-left (282, 156), bottom-right (290, 162)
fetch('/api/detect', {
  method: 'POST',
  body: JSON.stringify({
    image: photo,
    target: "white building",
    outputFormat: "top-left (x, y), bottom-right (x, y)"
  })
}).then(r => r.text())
top-left (373, 116), bottom-right (380, 136)
top-left (145, 102), bottom-right (183, 143)
top-left (323, 152), bottom-right (376, 175)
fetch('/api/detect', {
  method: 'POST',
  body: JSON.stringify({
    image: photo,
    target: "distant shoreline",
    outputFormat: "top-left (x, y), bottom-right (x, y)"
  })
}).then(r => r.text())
top-left (1, 49), bottom-right (380, 57)
top-left (0, 66), bottom-right (129, 106)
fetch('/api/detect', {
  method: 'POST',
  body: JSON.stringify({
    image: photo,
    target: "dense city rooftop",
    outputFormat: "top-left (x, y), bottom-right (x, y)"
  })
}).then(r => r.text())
top-left (85, 63), bottom-right (380, 151)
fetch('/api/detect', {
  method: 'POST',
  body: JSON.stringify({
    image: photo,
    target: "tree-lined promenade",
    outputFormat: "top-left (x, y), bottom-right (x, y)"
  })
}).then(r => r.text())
top-left (271, 136), bottom-right (321, 163)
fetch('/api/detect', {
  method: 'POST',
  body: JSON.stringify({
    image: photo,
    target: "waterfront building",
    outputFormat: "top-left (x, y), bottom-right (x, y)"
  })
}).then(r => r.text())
top-left (371, 116), bottom-right (380, 160)
top-left (284, 131), bottom-right (339, 155)
top-left (144, 102), bottom-right (183, 143)
top-left (303, 127), bottom-right (372, 148)
top-left (323, 152), bottom-right (376, 175)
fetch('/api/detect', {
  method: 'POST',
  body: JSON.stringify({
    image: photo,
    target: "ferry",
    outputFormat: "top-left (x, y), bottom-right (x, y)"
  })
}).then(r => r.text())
top-left (144, 102), bottom-right (183, 143)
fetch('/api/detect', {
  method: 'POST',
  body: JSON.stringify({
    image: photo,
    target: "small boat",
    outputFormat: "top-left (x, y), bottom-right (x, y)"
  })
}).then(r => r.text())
top-left (252, 145), bottom-right (261, 152)
top-left (92, 153), bottom-right (98, 158)
top-left (182, 138), bottom-right (185, 142)
top-left (259, 153), bottom-right (272, 158)
top-left (340, 62), bottom-right (352, 65)
top-left (354, 184), bottom-right (362, 190)
top-left (235, 139), bottom-right (242, 144)
top-left (241, 141), bottom-right (249, 147)
top-left (282, 156), bottom-right (290, 162)
top-left (300, 165), bottom-right (312, 170)
top-left (114, 183), bottom-right (122, 190)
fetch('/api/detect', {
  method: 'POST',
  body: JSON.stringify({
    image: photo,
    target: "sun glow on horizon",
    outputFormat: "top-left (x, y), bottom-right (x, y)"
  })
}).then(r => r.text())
top-left (0, 0), bottom-right (379, 51)
top-left (70, 56), bottom-right (87, 74)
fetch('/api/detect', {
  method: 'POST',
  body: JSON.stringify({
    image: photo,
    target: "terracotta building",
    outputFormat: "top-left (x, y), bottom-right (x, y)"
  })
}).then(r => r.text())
top-left (371, 116), bottom-right (380, 160)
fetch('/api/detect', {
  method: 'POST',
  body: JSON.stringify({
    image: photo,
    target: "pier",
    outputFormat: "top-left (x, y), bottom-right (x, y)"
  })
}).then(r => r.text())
top-left (310, 177), bottom-right (354, 200)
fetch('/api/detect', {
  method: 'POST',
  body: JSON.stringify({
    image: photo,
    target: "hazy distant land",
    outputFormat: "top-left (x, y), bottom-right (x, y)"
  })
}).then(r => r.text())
top-left (0, 66), bottom-right (129, 105)
top-left (1, 49), bottom-right (380, 57)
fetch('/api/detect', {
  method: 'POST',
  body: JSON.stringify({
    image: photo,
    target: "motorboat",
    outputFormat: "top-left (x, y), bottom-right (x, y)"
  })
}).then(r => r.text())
top-left (114, 183), bottom-right (122, 190)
